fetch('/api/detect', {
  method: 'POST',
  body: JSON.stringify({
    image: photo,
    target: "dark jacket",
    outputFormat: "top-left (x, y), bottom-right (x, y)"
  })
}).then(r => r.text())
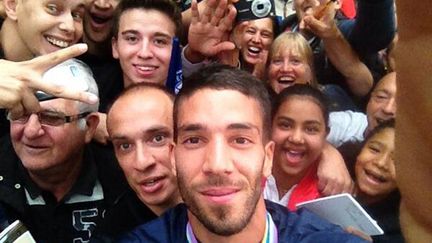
top-left (118, 200), bottom-right (368, 243)
top-left (0, 139), bottom-right (156, 243)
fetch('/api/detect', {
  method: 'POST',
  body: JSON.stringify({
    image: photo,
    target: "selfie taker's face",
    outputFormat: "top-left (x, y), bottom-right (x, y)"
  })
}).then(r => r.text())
top-left (112, 9), bottom-right (175, 87)
top-left (14, 0), bottom-right (85, 55)
top-left (174, 89), bottom-right (273, 236)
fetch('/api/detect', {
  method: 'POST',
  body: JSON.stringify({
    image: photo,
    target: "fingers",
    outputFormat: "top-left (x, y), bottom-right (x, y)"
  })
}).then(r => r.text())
top-left (210, 0), bottom-right (228, 26)
top-left (201, 0), bottom-right (217, 24)
top-left (345, 227), bottom-right (373, 242)
top-left (318, 177), bottom-right (352, 196)
top-left (191, 0), bottom-right (200, 24)
top-left (213, 41), bottom-right (236, 55)
top-left (222, 4), bottom-right (237, 31)
top-left (8, 103), bottom-right (25, 121)
top-left (25, 44), bottom-right (88, 74)
top-left (20, 89), bottom-right (41, 115)
top-left (35, 82), bottom-right (99, 105)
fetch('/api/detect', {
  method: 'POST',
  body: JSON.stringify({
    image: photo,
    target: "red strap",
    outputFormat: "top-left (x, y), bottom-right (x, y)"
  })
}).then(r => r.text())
top-left (287, 164), bottom-right (321, 211)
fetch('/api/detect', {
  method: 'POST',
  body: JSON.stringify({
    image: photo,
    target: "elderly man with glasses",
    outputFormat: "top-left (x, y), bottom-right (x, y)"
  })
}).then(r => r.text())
top-left (0, 59), bottom-right (144, 242)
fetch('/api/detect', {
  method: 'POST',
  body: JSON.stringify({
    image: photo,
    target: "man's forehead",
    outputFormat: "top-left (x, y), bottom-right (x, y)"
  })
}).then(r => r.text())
top-left (110, 89), bottom-right (172, 121)
top-left (176, 89), bottom-right (263, 130)
top-left (119, 8), bottom-right (175, 35)
top-left (40, 98), bottom-right (77, 113)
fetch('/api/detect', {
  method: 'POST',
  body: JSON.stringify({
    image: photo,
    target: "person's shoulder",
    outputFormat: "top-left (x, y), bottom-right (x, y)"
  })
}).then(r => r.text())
top-left (280, 14), bottom-right (299, 32)
top-left (118, 203), bottom-right (189, 243)
top-left (265, 201), bottom-right (367, 243)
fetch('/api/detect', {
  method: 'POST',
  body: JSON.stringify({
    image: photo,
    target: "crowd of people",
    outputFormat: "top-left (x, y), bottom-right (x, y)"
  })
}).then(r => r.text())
top-left (0, 0), bottom-right (429, 242)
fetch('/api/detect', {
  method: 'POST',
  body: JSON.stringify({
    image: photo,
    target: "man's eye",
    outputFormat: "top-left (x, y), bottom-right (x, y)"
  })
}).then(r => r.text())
top-left (72, 11), bottom-right (83, 21)
top-left (39, 112), bottom-right (64, 125)
top-left (46, 4), bottom-right (59, 14)
top-left (184, 137), bottom-right (200, 144)
top-left (151, 135), bottom-right (166, 145)
top-left (119, 143), bottom-right (132, 151)
top-left (124, 35), bottom-right (138, 44)
top-left (154, 38), bottom-right (169, 46)
top-left (233, 137), bottom-right (250, 144)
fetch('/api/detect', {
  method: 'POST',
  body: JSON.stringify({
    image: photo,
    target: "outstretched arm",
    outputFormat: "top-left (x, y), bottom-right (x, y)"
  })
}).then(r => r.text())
top-left (303, 4), bottom-right (373, 97)
top-left (0, 44), bottom-right (98, 119)
top-left (396, 0), bottom-right (432, 241)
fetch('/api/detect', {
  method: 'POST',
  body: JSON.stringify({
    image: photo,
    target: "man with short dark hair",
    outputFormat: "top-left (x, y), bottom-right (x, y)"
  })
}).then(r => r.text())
top-left (111, 0), bottom-right (183, 87)
top-left (119, 65), bottom-right (367, 242)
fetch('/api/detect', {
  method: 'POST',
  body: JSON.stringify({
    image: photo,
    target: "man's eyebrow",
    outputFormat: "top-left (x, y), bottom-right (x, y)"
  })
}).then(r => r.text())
top-left (146, 126), bottom-right (172, 136)
top-left (227, 123), bottom-right (260, 133)
top-left (177, 124), bottom-right (205, 133)
top-left (111, 125), bottom-right (172, 140)
top-left (120, 30), bottom-right (140, 36)
top-left (154, 32), bottom-right (173, 38)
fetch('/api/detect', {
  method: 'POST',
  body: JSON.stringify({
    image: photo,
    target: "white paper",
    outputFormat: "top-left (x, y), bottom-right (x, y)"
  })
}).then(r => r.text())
top-left (296, 193), bottom-right (384, 236)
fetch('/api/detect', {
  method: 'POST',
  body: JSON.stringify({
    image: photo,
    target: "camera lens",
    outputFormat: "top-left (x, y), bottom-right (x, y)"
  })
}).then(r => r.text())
top-left (251, 0), bottom-right (272, 18)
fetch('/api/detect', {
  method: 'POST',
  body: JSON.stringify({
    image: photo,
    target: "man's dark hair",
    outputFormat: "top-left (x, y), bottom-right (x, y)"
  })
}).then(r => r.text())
top-left (112, 0), bottom-right (183, 38)
top-left (174, 64), bottom-right (272, 141)
top-left (271, 84), bottom-right (330, 129)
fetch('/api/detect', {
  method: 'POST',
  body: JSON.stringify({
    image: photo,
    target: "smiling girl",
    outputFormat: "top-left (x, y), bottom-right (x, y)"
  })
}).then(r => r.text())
top-left (354, 119), bottom-right (403, 243)
top-left (264, 84), bottom-right (329, 211)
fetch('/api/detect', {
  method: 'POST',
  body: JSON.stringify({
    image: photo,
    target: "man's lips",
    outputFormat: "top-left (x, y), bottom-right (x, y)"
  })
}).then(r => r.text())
top-left (133, 64), bottom-right (158, 77)
top-left (200, 187), bottom-right (240, 204)
top-left (88, 11), bottom-right (113, 30)
top-left (23, 144), bottom-right (50, 154)
top-left (139, 176), bottom-right (166, 194)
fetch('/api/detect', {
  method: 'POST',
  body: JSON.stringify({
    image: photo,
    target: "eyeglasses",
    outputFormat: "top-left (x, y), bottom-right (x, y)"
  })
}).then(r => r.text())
top-left (7, 111), bottom-right (91, 127)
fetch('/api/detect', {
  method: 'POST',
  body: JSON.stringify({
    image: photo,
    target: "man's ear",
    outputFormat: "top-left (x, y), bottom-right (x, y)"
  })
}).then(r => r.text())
top-left (169, 142), bottom-right (177, 176)
top-left (4, 0), bottom-right (19, 21)
top-left (84, 112), bottom-right (100, 143)
top-left (263, 140), bottom-right (274, 178)
top-left (112, 37), bottom-right (119, 59)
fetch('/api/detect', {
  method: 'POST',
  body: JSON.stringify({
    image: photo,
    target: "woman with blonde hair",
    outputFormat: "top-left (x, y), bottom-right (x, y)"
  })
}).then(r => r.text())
top-left (267, 32), bottom-right (358, 111)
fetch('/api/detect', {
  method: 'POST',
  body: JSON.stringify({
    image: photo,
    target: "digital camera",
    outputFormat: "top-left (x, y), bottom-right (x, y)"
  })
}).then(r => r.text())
top-left (235, 0), bottom-right (275, 22)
